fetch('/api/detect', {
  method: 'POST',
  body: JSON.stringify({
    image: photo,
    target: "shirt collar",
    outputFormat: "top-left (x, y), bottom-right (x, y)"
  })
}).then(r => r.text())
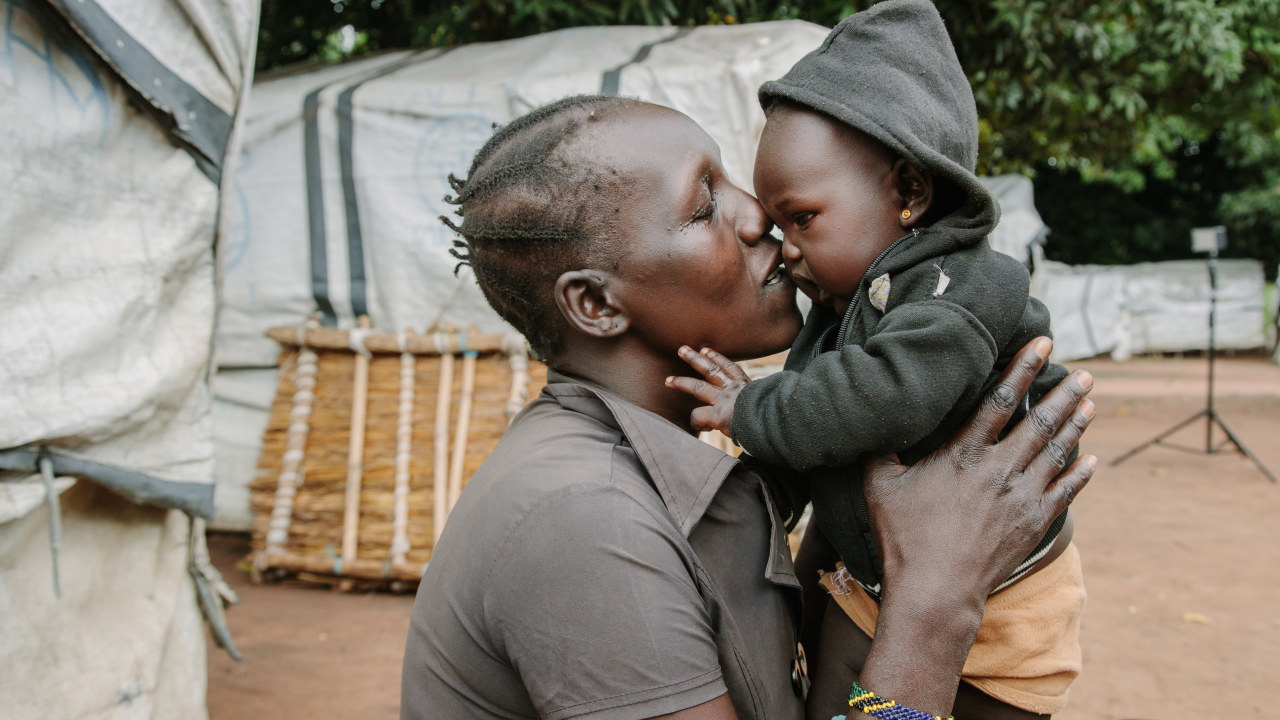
top-left (543, 371), bottom-right (741, 537)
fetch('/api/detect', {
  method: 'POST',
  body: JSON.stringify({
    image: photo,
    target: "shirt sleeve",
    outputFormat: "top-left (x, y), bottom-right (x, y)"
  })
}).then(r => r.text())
top-left (732, 299), bottom-right (998, 471)
top-left (487, 483), bottom-right (728, 720)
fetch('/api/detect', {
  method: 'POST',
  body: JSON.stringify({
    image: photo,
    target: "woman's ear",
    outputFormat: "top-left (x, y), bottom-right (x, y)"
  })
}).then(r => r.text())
top-left (554, 270), bottom-right (630, 339)
top-left (892, 159), bottom-right (933, 228)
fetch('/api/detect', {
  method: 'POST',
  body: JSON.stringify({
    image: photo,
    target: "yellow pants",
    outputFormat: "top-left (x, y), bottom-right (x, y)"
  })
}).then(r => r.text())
top-left (819, 544), bottom-right (1085, 714)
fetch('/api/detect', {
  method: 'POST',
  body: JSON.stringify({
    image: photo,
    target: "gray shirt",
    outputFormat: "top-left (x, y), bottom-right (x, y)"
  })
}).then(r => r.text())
top-left (401, 372), bottom-right (804, 719)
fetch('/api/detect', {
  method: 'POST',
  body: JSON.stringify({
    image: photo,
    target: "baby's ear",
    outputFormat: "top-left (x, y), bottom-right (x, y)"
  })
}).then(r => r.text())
top-left (554, 270), bottom-right (630, 339)
top-left (893, 159), bottom-right (933, 228)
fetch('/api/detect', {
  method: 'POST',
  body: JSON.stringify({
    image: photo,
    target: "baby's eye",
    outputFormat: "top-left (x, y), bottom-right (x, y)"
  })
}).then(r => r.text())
top-left (793, 212), bottom-right (815, 228)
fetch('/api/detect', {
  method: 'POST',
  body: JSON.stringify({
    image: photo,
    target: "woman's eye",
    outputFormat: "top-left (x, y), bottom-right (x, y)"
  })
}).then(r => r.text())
top-left (693, 193), bottom-right (716, 222)
top-left (793, 212), bottom-right (815, 228)
top-left (690, 175), bottom-right (717, 222)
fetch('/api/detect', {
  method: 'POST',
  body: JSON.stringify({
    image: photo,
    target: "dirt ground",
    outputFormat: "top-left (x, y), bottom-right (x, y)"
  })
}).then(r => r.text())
top-left (206, 354), bottom-right (1280, 719)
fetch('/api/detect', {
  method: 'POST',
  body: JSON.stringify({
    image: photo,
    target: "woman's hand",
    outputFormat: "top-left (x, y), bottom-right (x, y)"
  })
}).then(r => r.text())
top-left (856, 336), bottom-right (1096, 716)
top-left (866, 336), bottom-right (1095, 600)
top-left (665, 346), bottom-right (750, 435)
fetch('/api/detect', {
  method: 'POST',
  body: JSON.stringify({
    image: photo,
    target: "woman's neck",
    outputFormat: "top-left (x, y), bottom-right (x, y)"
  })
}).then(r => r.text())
top-left (552, 341), bottom-right (701, 434)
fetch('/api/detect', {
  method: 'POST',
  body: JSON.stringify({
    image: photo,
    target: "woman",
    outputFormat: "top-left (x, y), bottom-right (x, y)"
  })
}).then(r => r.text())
top-left (401, 95), bottom-right (1095, 720)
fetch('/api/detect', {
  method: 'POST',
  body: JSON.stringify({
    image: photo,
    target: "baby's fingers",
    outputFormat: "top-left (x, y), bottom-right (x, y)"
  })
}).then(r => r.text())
top-left (696, 347), bottom-right (750, 385)
top-left (665, 375), bottom-right (724, 406)
top-left (677, 346), bottom-right (745, 388)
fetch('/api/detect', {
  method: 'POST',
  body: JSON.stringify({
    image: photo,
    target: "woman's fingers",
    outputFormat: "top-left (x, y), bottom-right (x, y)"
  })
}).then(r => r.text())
top-left (1043, 454), bottom-right (1097, 520)
top-left (862, 453), bottom-right (907, 485)
top-left (1023, 394), bottom-right (1095, 487)
top-left (1003, 369), bottom-right (1094, 474)
top-left (958, 337), bottom-right (1052, 449)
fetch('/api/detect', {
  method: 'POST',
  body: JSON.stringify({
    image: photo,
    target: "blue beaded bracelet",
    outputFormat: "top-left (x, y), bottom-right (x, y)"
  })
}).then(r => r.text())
top-left (834, 680), bottom-right (954, 720)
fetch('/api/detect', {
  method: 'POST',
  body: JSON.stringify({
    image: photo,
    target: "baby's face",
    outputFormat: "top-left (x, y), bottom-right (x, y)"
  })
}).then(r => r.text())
top-left (753, 105), bottom-right (908, 316)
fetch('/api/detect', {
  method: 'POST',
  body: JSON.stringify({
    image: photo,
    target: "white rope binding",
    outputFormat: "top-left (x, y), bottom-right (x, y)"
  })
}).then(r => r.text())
top-left (431, 332), bottom-right (454, 545)
top-left (502, 334), bottom-right (530, 425)
top-left (265, 319), bottom-right (320, 554)
top-left (347, 327), bottom-right (373, 357)
top-left (390, 330), bottom-right (415, 564)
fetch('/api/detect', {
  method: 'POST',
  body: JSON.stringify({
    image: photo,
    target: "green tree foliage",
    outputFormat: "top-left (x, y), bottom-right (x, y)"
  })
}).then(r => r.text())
top-left (256, 1), bottom-right (1279, 276)
top-left (1035, 139), bottom-right (1279, 277)
top-left (950, 0), bottom-right (1278, 275)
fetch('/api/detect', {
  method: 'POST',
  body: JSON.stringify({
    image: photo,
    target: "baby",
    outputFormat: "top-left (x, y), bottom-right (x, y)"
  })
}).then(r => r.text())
top-left (668, 1), bottom-right (1085, 717)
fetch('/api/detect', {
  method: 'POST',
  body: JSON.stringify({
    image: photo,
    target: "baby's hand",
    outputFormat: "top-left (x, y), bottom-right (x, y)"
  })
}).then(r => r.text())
top-left (665, 346), bottom-right (750, 436)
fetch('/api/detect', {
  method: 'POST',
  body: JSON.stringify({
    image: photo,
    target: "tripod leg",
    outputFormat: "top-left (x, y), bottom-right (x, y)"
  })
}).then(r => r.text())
top-left (1208, 411), bottom-right (1278, 483)
top-left (1111, 410), bottom-right (1208, 467)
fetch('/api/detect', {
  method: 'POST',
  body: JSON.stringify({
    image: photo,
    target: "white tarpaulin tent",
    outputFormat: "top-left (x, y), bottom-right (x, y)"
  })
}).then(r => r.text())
top-left (1271, 267), bottom-right (1280, 364)
top-left (217, 23), bottom-right (834, 368)
top-left (211, 21), bottom-right (833, 528)
top-left (982, 174), bottom-right (1048, 265)
top-left (0, 0), bottom-right (256, 716)
top-left (209, 24), bottom-right (1058, 528)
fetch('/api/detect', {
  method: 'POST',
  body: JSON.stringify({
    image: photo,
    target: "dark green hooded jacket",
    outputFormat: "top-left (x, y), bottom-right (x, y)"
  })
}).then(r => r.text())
top-left (733, 0), bottom-right (1068, 596)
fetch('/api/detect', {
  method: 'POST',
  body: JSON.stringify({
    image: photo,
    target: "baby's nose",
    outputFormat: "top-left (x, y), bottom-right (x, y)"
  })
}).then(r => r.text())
top-left (781, 235), bottom-right (802, 261)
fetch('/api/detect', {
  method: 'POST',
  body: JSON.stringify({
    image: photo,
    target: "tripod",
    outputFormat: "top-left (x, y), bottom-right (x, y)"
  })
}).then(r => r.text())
top-left (1111, 249), bottom-right (1277, 483)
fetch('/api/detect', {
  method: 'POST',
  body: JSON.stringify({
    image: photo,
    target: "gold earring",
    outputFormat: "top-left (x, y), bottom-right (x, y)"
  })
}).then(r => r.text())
top-left (900, 208), bottom-right (912, 220)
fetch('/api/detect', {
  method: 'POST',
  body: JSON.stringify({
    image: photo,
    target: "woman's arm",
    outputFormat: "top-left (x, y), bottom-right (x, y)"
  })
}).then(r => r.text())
top-left (854, 336), bottom-right (1096, 718)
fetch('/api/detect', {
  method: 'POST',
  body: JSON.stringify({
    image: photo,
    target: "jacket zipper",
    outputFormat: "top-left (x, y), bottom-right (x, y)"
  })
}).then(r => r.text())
top-left (834, 228), bottom-right (919, 349)
top-left (832, 227), bottom-right (918, 590)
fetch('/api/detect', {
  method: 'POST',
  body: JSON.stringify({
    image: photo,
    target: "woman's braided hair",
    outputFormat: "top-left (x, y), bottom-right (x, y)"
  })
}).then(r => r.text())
top-left (442, 94), bottom-right (639, 362)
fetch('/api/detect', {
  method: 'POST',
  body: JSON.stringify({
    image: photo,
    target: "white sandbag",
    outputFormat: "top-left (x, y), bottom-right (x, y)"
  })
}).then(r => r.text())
top-left (1032, 261), bottom-right (1127, 361)
top-left (1121, 259), bottom-right (1266, 355)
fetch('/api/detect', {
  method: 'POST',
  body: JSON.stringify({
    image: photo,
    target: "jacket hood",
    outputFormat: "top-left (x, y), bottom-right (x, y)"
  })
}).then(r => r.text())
top-left (759, 0), bottom-right (998, 242)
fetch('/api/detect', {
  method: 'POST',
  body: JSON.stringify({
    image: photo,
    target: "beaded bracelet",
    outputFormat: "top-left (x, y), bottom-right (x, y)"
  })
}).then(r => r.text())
top-left (831, 680), bottom-right (955, 720)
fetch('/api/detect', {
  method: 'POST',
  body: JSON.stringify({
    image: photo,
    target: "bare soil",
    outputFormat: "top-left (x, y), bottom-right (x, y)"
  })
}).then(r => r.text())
top-left (207, 354), bottom-right (1280, 720)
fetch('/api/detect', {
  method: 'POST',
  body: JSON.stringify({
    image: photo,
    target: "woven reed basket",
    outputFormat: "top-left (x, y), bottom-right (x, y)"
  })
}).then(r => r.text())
top-left (249, 322), bottom-right (547, 587)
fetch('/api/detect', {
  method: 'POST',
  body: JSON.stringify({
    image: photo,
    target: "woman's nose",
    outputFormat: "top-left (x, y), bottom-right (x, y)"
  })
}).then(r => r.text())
top-left (735, 194), bottom-right (772, 246)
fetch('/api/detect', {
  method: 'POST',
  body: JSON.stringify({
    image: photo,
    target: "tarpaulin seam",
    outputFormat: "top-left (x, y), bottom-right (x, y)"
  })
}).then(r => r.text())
top-left (0, 445), bottom-right (215, 520)
top-left (302, 84), bottom-right (340, 324)
top-left (305, 50), bottom-right (451, 326)
top-left (43, 0), bottom-right (231, 183)
top-left (336, 48), bottom-right (451, 320)
top-left (600, 27), bottom-right (693, 96)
